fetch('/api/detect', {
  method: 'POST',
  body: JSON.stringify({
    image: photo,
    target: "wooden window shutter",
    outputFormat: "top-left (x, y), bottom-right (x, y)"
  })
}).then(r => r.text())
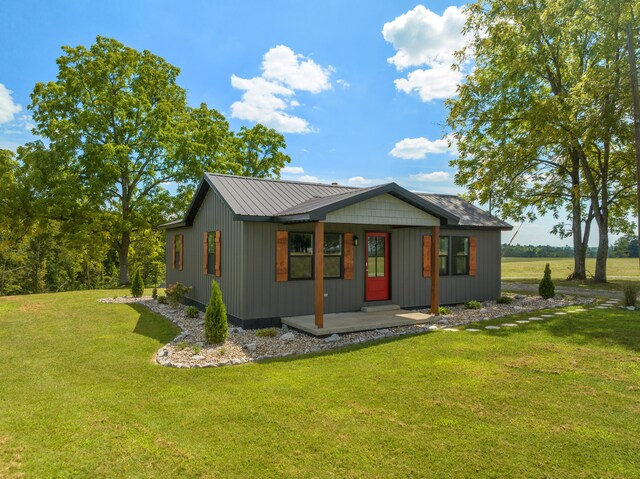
top-left (469, 236), bottom-right (477, 276)
top-left (203, 232), bottom-right (208, 274)
top-left (343, 233), bottom-right (354, 280)
top-left (276, 231), bottom-right (288, 282)
top-left (215, 231), bottom-right (221, 277)
top-left (422, 235), bottom-right (432, 278)
top-left (179, 234), bottom-right (184, 271)
top-left (172, 235), bottom-right (176, 269)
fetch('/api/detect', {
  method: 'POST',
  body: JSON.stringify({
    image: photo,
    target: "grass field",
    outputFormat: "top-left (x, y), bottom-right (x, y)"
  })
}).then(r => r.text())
top-left (502, 257), bottom-right (640, 288)
top-left (1, 290), bottom-right (640, 477)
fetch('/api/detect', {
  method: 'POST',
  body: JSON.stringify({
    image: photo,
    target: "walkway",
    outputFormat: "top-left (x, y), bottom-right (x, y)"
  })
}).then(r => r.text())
top-left (501, 282), bottom-right (623, 298)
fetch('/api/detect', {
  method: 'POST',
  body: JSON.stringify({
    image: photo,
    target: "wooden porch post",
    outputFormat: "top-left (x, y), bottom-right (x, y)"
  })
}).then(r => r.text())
top-left (430, 226), bottom-right (440, 315)
top-left (315, 221), bottom-right (324, 328)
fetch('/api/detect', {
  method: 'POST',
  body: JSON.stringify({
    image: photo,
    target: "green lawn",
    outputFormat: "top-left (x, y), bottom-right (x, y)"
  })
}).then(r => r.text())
top-left (1, 290), bottom-right (640, 477)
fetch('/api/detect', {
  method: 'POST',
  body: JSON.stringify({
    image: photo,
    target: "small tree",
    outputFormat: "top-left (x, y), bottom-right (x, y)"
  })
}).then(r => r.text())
top-left (130, 269), bottom-right (144, 297)
top-left (205, 280), bottom-right (227, 344)
top-left (538, 263), bottom-right (555, 299)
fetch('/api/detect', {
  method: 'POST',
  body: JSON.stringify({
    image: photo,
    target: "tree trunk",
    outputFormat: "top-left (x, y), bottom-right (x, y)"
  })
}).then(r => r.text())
top-left (570, 149), bottom-right (587, 280)
top-left (116, 231), bottom-right (131, 285)
top-left (594, 215), bottom-right (608, 283)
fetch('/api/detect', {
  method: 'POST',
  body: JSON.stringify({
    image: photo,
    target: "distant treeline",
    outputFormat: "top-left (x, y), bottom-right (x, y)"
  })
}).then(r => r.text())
top-left (503, 235), bottom-right (639, 259)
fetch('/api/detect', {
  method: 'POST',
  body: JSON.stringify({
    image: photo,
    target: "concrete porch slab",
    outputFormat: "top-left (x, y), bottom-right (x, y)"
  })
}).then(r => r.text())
top-left (281, 309), bottom-right (434, 336)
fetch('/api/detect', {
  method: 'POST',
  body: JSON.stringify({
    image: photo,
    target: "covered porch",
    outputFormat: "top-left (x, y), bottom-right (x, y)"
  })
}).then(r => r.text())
top-left (282, 308), bottom-right (434, 336)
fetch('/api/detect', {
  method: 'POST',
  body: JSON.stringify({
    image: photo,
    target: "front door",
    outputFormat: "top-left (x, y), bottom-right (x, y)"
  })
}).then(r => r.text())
top-left (365, 232), bottom-right (390, 301)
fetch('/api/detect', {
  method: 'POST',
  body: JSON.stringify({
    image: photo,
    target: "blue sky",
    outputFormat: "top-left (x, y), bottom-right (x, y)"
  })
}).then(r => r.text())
top-left (0, 0), bottom-right (602, 246)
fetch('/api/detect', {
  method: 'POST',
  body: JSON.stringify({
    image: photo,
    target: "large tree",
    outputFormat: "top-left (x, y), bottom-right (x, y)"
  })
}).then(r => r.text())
top-left (28, 36), bottom-right (290, 283)
top-left (447, 0), bottom-right (637, 282)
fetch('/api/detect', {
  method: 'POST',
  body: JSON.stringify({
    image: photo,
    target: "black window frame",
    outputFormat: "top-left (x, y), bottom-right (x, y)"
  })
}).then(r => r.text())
top-left (323, 233), bottom-right (344, 279)
top-left (173, 234), bottom-right (182, 270)
top-left (206, 231), bottom-right (216, 275)
top-left (287, 232), bottom-right (345, 280)
top-left (439, 236), bottom-right (450, 276)
top-left (451, 236), bottom-right (470, 276)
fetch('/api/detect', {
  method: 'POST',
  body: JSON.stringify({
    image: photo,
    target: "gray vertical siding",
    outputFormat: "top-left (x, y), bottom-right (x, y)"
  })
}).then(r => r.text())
top-left (391, 228), bottom-right (502, 308)
top-left (164, 189), bottom-right (244, 318)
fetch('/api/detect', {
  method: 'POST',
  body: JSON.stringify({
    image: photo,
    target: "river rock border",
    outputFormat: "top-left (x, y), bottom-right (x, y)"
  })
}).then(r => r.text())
top-left (97, 293), bottom-right (595, 368)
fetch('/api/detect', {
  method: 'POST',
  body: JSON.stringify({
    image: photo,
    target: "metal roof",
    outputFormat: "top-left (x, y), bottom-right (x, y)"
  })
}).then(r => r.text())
top-left (159, 173), bottom-right (512, 230)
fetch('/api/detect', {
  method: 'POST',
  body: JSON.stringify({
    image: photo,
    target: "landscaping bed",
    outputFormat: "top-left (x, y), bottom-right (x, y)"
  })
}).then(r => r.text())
top-left (99, 293), bottom-right (596, 368)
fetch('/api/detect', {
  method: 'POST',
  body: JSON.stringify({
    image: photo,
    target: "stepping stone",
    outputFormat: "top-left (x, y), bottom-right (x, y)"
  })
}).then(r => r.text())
top-left (442, 328), bottom-right (460, 332)
top-left (606, 300), bottom-right (620, 303)
top-left (515, 320), bottom-right (530, 324)
top-left (428, 325), bottom-right (439, 330)
top-left (466, 328), bottom-right (481, 332)
top-left (485, 325), bottom-right (500, 330)
top-left (594, 306), bottom-right (609, 309)
top-left (501, 323), bottom-right (518, 327)
top-left (529, 317), bottom-right (544, 321)
top-left (541, 314), bottom-right (554, 318)
top-left (554, 312), bottom-right (568, 315)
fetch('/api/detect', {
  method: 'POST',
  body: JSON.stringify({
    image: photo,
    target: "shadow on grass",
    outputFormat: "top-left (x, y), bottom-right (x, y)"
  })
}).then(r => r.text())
top-left (128, 303), bottom-right (181, 344)
top-left (463, 308), bottom-right (640, 353)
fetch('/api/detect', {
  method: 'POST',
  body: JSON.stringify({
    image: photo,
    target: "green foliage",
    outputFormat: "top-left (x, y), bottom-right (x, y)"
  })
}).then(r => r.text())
top-left (157, 295), bottom-right (168, 304)
top-left (438, 306), bottom-right (451, 315)
top-left (623, 284), bottom-right (639, 307)
top-left (184, 305), bottom-right (200, 318)
top-left (176, 340), bottom-right (188, 350)
top-left (130, 269), bottom-right (144, 298)
top-left (204, 281), bottom-right (227, 344)
top-left (152, 288), bottom-right (158, 300)
top-left (538, 264), bottom-right (555, 299)
top-left (464, 300), bottom-right (482, 310)
top-left (193, 344), bottom-right (202, 355)
top-left (255, 328), bottom-right (277, 338)
top-left (496, 296), bottom-right (513, 304)
top-left (218, 347), bottom-right (226, 356)
top-left (165, 282), bottom-right (190, 305)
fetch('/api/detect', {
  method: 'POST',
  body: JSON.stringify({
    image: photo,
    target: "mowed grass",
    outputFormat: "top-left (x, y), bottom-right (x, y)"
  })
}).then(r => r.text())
top-left (503, 257), bottom-right (640, 290)
top-left (1, 291), bottom-right (640, 477)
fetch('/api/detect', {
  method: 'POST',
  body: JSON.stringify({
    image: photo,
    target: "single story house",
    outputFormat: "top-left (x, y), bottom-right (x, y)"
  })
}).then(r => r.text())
top-left (160, 173), bottom-right (512, 330)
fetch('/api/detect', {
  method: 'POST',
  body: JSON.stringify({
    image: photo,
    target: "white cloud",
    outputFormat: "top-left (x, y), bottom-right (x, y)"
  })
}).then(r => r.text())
top-left (394, 64), bottom-right (462, 102)
top-left (382, 5), bottom-right (468, 70)
top-left (390, 136), bottom-right (456, 159)
top-left (230, 45), bottom-right (333, 134)
top-left (0, 84), bottom-right (22, 124)
top-left (299, 175), bottom-right (320, 183)
top-left (383, 5), bottom-right (470, 102)
top-left (337, 79), bottom-right (350, 88)
top-left (410, 171), bottom-right (451, 182)
top-left (281, 166), bottom-right (305, 175)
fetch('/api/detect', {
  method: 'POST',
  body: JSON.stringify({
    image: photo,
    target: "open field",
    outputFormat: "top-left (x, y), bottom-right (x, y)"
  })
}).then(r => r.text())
top-left (502, 257), bottom-right (640, 290)
top-left (1, 290), bottom-right (640, 477)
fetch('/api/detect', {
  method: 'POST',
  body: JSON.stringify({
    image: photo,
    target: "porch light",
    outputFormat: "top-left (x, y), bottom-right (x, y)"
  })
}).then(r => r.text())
top-left (353, 236), bottom-right (359, 247)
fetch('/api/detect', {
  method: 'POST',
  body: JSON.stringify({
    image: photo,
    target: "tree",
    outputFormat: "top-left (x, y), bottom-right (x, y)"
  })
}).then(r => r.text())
top-left (28, 37), bottom-right (290, 284)
top-left (539, 263), bottom-right (555, 299)
top-left (447, 0), bottom-right (637, 282)
top-left (130, 269), bottom-right (144, 298)
top-left (204, 280), bottom-right (227, 344)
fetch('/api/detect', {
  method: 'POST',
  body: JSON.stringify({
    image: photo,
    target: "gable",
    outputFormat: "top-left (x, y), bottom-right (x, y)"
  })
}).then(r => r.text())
top-left (324, 193), bottom-right (440, 226)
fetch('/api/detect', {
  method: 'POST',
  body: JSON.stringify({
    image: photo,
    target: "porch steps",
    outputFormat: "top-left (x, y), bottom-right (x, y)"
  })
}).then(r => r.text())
top-left (360, 304), bottom-right (401, 313)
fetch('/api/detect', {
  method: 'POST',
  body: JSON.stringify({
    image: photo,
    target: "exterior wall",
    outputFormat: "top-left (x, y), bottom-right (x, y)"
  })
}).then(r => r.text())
top-left (241, 222), bottom-right (502, 321)
top-left (165, 189), bottom-right (244, 319)
top-left (325, 193), bottom-right (439, 226)
top-left (392, 228), bottom-right (502, 307)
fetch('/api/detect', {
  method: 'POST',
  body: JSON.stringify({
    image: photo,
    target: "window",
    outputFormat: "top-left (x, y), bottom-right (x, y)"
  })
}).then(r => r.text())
top-left (174, 234), bottom-right (182, 270)
top-left (439, 236), bottom-right (449, 276)
top-left (324, 233), bottom-right (343, 279)
top-left (367, 236), bottom-right (386, 277)
top-left (207, 232), bottom-right (216, 275)
top-left (452, 237), bottom-right (470, 275)
top-left (289, 233), bottom-right (313, 279)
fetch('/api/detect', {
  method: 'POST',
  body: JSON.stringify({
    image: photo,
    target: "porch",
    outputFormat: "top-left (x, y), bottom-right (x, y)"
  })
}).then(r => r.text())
top-left (282, 309), bottom-right (434, 336)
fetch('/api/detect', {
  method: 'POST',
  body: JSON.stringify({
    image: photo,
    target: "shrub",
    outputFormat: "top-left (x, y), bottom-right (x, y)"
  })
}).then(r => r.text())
top-left (538, 263), bottom-right (555, 299)
top-left (130, 269), bottom-right (144, 298)
top-left (166, 282), bottom-right (191, 305)
top-left (204, 281), bottom-right (228, 344)
top-left (152, 287), bottom-right (158, 300)
top-left (193, 344), bottom-right (202, 355)
top-left (218, 347), bottom-right (226, 356)
top-left (438, 306), bottom-right (451, 315)
top-left (184, 305), bottom-right (200, 318)
top-left (176, 340), bottom-right (188, 350)
top-left (256, 328), bottom-right (277, 338)
top-left (496, 296), bottom-right (513, 304)
top-left (157, 295), bottom-right (168, 304)
top-left (623, 284), bottom-right (640, 307)
top-left (464, 300), bottom-right (482, 310)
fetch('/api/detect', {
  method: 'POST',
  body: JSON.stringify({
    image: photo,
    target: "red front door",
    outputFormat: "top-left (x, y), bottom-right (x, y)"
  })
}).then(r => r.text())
top-left (365, 232), bottom-right (390, 301)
